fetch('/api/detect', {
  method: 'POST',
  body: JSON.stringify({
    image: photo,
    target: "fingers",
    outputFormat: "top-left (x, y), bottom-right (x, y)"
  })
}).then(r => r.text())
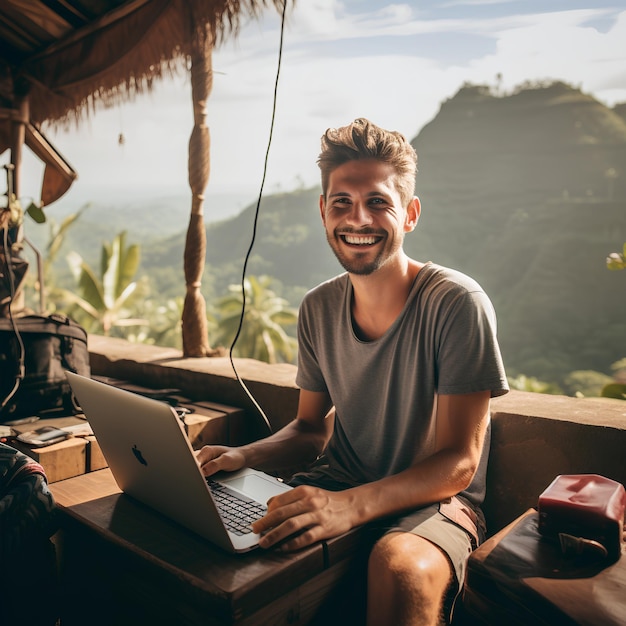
top-left (259, 518), bottom-right (321, 552)
top-left (199, 457), bottom-right (225, 477)
top-left (195, 445), bottom-right (244, 476)
top-left (252, 497), bottom-right (303, 534)
top-left (252, 486), bottom-right (331, 550)
top-left (194, 445), bottom-right (223, 465)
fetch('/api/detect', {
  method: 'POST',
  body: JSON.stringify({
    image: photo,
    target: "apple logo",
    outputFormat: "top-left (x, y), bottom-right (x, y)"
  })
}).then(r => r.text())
top-left (132, 444), bottom-right (148, 466)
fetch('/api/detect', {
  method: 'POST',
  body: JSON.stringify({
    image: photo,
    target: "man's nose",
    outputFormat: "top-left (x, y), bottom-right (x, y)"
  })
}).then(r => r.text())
top-left (345, 201), bottom-right (372, 226)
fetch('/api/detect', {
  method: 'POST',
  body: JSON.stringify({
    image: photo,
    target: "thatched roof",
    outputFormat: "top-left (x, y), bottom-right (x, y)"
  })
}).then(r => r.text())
top-left (0, 0), bottom-right (286, 126)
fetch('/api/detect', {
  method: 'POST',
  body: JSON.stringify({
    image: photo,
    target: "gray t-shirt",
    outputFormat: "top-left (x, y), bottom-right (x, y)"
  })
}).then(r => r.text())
top-left (295, 262), bottom-right (509, 506)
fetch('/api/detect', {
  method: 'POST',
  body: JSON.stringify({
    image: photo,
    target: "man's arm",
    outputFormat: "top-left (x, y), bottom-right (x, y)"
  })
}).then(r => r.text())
top-left (253, 390), bottom-right (491, 551)
top-left (196, 389), bottom-right (334, 476)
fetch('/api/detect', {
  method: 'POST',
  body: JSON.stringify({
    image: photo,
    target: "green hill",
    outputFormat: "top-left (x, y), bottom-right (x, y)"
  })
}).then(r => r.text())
top-left (406, 81), bottom-right (626, 380)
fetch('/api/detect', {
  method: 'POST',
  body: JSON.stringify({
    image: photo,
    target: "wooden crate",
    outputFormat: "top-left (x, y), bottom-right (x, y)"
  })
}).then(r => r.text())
top-left (12, 436), bottom-right (88, 483)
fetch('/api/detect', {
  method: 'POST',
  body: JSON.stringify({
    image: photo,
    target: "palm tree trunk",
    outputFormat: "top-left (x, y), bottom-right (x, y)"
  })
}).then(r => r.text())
top-left (181, 37), bottom-right (221, 357)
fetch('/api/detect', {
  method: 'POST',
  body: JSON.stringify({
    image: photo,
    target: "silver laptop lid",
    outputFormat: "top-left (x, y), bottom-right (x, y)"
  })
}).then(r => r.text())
top-left (65, 371), bottom-right (271, 552)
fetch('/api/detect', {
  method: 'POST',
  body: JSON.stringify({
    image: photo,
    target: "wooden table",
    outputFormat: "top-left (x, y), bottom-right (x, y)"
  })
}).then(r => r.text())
top-left (50, 469), bottom-right (373, 626)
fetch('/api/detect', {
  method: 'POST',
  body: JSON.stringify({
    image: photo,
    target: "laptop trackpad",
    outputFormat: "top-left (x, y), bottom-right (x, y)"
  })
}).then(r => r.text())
top-left (219, 474), bottom-right (289, 505)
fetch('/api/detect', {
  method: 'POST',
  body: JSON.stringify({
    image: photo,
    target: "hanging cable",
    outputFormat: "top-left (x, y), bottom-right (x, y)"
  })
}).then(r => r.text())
top-left (228, 0), bottom-right (288, 435)
top-left (0, 224), bottom-right (26, 417)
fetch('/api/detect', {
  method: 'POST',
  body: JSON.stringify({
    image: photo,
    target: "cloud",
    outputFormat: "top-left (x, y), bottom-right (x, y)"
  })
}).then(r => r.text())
top-left (11, 2), bottom-right (626, 211)
top-left (465, 9), bottom-right (626, 96)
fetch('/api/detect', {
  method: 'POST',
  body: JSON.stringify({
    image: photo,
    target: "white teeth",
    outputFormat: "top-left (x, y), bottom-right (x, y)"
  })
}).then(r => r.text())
top-left (344, 235), bottom-right (378, 245)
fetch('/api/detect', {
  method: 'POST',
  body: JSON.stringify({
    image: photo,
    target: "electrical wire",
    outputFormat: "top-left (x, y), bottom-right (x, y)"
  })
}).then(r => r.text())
top-left (228, 0), bottom-right (288, 436)
top-left (0, 224), bottom-right (26, 417)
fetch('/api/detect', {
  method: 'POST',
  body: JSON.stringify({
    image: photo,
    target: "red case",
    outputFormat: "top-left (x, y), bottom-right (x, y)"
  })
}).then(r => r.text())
top-left (538, 474), bottom-right (626, 562)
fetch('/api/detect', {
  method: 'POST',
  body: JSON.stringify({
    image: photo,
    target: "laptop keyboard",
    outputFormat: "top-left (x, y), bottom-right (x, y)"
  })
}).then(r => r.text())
top-left (207, 480), bottom-right (267, 536)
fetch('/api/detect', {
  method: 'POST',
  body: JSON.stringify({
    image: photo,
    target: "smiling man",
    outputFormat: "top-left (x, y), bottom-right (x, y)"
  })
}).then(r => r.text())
top-left (197, 118), bottom-right (508, 625)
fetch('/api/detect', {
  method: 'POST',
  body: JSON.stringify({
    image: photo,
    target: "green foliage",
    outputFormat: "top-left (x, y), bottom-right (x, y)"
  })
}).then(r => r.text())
top-left (22, 205), bottom-right (89, 313)
top-left (601, 383), bottom-right (626, 400)
top-left (600, 252), bottom-right (626, 399)
top-left (606, 243), bottom-right (626, 270)
top-left (1, 193), bottom-right (23, 228)
top-left (213, 275), bottom-right (298, 364)
top-left (62, 232), bottom-right (147, 335)
top-left (562, 370), bottom-right (613, 398)
top-left (508, 375), bottom-right (563, 395)
top-left (610, 358), bottom-right (626, 374)
top-left (45, 206), bottom-right (89, 265)
top-left (1, 190), bottom-right (45, 226)
top-left (600, 358), bottom-right (626, 400)
top-left (124, 296), bottom-right (184, 349)
top-left (25, 201), bottom-right (46, 224)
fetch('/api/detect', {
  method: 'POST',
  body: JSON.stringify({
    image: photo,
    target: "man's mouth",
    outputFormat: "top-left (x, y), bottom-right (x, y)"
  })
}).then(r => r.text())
top-left (340, 234), bottom-right (382, 246)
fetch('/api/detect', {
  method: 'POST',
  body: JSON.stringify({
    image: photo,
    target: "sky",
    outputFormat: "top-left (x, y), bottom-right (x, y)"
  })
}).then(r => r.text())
top-left (7, 0), bottom-right (626, 218)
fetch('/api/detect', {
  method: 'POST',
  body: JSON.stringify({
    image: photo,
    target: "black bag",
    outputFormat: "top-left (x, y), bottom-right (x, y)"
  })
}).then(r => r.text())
top-left (0, 314), bottom-right (90, 420)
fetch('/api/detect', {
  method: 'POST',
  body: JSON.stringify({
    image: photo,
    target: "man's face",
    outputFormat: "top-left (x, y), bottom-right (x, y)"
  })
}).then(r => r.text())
top-left (319, 159), bottom-right (419, 275)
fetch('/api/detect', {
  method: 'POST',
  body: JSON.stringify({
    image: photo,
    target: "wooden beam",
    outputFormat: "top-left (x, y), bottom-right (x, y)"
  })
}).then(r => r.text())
top-left (26, 0), bottom-right (154, 61)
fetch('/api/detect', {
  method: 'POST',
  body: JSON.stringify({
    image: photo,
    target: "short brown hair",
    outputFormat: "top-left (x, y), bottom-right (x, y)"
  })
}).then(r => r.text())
top-left (317, 118), bottom-right (418, 207)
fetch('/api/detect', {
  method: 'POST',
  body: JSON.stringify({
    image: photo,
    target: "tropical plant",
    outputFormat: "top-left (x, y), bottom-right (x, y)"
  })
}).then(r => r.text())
top-left (25, 205), bottom-right (89, 313)
top-left (602, 245), bottom-right (626, 399)
top-left (562, 370), bottom-right (613, 398)
top-left (61, 231), bottom-right (147, 335)
top-left (126, 296), bottom-right (185, 349)
top-left (214, 275), bottom-right (298, 364)
top-left (601, 358), bottom-right (626, 401)
top-left (507, 374), bottom-right (563, 395)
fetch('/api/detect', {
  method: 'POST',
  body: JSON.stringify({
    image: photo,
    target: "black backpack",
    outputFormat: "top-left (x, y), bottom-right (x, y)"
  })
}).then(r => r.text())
top-left (0, 313), bottom-right (90, 421)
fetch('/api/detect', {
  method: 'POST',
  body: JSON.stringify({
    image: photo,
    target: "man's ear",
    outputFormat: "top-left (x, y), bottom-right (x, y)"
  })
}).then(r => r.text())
top-left (319, 194), bottom-right (327, 226)
top-left (404, 197), bottom-right (421, 232)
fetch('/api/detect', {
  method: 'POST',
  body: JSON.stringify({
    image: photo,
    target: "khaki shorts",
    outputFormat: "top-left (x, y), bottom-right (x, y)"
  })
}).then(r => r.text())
top-left (290, 472), bottom-right (483, 620)
top-left (379, 497), bottom-right (481, 619)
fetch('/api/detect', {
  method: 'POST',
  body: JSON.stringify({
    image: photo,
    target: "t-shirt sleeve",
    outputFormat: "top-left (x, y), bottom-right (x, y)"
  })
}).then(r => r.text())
top-left (295, 293), bottom-right (328, 393)
top-left (436, 289), bottom-right (509, 397)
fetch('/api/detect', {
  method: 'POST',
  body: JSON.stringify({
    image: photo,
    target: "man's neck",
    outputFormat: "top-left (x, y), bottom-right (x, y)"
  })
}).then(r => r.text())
top-left (349, 257), bottom-right (424, 341)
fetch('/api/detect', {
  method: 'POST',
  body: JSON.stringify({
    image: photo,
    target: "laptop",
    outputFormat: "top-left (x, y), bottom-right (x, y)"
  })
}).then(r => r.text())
top-left (65, 371), bottom-right (291, 553)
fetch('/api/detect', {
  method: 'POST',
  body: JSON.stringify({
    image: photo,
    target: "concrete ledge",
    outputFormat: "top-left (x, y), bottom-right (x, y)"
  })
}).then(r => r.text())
top-left (88, 335), bottom-right (299, 436)
top-left (486, 391), bottom-right (626, 533)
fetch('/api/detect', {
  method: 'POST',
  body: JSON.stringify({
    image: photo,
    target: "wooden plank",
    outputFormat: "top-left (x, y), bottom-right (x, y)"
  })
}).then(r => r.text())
top-left (51, 468), bottom-right (120, 505)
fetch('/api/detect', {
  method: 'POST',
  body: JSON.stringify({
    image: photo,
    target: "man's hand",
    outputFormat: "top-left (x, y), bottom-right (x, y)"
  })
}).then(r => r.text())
top-left (196, 445), bottom-right (246, 477)
top-left (252, 485), bottom-right (358, 552)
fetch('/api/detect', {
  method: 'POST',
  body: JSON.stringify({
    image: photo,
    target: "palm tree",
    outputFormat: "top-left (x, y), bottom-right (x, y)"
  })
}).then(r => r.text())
top-left (214, 275), bottom-right (298, 364)
top-left (62, 231), bottom-right (147, 335)
top-left (27, 204), bottom-right (89, 313)
top-left (129, 296), bottom-right (185, 349)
